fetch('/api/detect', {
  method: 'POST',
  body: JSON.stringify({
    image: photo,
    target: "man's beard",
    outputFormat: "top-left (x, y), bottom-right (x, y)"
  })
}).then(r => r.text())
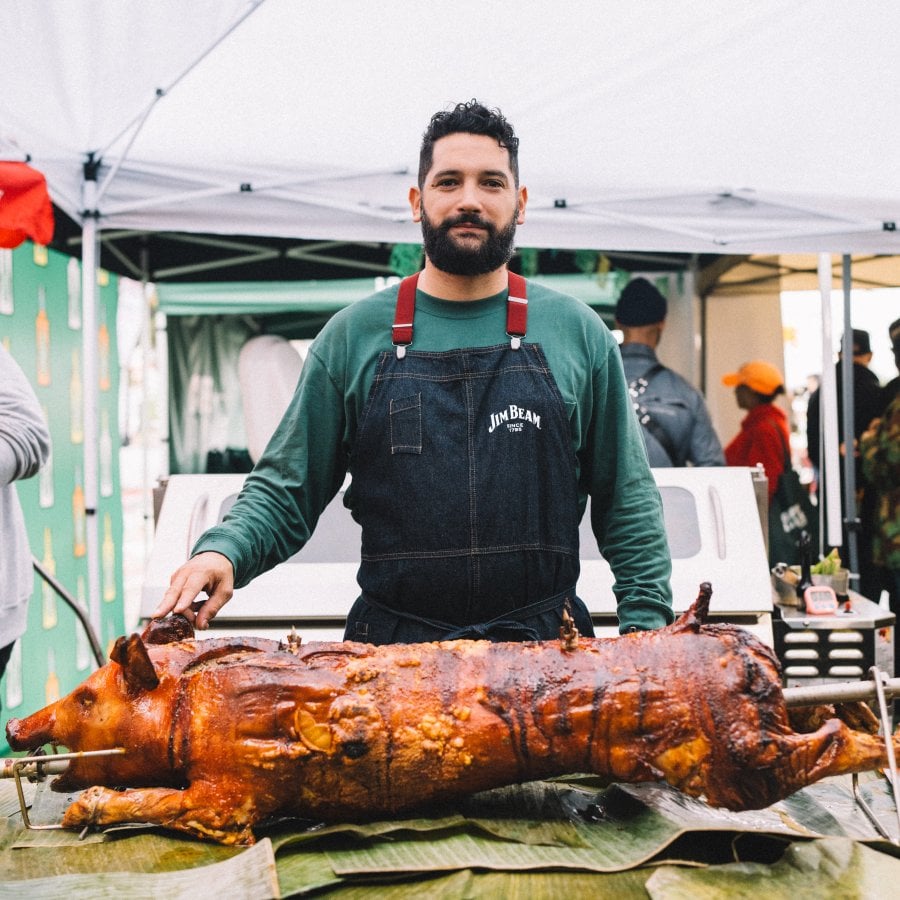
top-left (420, 207), bottom-right (518, 276)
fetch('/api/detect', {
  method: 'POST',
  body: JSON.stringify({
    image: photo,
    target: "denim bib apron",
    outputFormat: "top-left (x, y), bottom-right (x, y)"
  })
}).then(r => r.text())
top-left (344, 271), bottom-right (593, 644)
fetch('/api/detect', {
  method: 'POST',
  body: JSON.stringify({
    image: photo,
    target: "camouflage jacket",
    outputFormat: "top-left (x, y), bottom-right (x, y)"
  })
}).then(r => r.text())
top-left (860, 393), bottom-right (900, 570)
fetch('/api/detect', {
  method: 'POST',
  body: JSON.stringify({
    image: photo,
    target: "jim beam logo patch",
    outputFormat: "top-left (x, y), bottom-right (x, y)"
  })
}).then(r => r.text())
top-left (488, 404), bottom-right (542, 434)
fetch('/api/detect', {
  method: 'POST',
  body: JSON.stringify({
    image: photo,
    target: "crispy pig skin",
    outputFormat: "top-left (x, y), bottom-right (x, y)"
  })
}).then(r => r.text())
top-left (6, 585), bottom-right (900, 845)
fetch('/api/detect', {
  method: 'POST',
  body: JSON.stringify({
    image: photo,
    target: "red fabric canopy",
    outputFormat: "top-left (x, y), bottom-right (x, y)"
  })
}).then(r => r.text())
top-left (0, 161), bottom-right (55, 248)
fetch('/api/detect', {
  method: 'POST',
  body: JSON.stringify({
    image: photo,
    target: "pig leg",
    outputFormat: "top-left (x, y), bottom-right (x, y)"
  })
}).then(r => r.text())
top-left (62, 782), bottom-right (258, 845)
top-left (776, 719), bottom-right (900, 788)
top-left (714, 719), bottom-right (900, 810)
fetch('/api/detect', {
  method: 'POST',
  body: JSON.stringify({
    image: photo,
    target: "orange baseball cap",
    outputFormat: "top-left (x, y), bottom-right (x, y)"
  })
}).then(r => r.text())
top-left (722, 360), bottom-right (784, 394)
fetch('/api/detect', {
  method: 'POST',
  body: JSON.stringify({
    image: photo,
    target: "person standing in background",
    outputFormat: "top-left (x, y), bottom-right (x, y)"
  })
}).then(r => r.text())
top-left (860, 393), bottom-right (900, 607)
top-left (721, 360), bottom-right (789, 502)
top-left (615, 277), bottom-right (724, 467)
top-left (806, 329), bottom-right (887, 599)
top-left (0, 344), bottom-right (51, 717)
top-left (806, 329), bottom-right (886, 476)
top-left (884, 317), bottom-right (900, 404)
top-left (860, 319), bottom-right (900, 611)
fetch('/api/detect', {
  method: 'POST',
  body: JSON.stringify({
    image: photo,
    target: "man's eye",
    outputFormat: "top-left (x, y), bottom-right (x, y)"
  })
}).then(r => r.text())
top-left (436, 179), bottom-right (458, 188)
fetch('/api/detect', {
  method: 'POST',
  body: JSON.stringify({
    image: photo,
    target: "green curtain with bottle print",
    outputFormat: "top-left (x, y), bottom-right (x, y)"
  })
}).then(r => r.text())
top-left (0, 241), bottom-right (124, 755)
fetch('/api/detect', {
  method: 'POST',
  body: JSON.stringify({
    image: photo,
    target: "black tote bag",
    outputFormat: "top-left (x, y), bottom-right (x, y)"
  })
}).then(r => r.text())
top-left (767, 430), bottom-right (819, 567)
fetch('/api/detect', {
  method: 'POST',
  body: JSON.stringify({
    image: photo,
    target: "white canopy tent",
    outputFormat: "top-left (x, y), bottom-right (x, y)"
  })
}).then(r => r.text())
top-left (3, 0), bottom-right (898, 618)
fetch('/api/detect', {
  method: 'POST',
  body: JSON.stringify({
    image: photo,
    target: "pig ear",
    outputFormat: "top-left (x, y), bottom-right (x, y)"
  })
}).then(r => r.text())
top-left (110, 634), bottom-right (160, 693)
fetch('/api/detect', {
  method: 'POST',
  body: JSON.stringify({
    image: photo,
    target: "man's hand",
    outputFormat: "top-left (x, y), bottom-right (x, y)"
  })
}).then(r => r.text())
top-left (152, 551), bottom-right (235, 630)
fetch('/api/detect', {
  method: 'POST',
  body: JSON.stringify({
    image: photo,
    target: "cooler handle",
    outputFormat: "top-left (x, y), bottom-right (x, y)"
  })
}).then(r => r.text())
top-left (708, 486), bottom-right (726, 559)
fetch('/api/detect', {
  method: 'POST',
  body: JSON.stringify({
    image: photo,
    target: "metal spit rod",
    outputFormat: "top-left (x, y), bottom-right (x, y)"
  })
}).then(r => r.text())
top-left (783, 675), bottom-right (900, 708)
top-left (1, 748), bottom-right (125, 835)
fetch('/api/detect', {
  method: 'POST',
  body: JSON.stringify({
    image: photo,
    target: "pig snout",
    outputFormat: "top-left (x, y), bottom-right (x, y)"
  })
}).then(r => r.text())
top-left (6, 705), bottom-right (56, 751)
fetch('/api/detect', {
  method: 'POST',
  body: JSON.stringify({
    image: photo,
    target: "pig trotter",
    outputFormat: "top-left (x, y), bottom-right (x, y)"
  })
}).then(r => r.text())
top-left (63, 784), bottom-right (256, 845)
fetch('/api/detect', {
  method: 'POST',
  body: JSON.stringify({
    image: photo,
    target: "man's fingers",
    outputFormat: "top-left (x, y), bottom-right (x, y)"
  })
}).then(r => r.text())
top-left (154, 553), bottom-right (234, 625)
top-left (154, 570), bottom-right (210, 618)
top-left (193, 575), bottom-right (235, 629)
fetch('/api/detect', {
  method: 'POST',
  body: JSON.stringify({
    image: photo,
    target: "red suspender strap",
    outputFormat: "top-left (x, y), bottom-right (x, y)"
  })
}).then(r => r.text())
top-left (506, 271), bottom-right (528, 347)
top-left (392, 270), bottom-right (527, 358)
top-left (392, 273), bottom-right (418, 358)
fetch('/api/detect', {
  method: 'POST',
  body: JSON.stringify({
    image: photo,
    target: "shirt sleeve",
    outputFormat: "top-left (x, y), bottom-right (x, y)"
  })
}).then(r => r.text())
top-left (191, 347), bottom-right (348, 587)
top-left (0, 347), bottom-right (51, 486)
top-left (586, 342), bottom-right (674, 632)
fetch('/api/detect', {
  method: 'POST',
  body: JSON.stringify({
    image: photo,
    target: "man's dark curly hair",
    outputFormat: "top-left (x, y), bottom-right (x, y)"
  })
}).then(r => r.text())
top-left (418, 99), bottom-right (519, 188)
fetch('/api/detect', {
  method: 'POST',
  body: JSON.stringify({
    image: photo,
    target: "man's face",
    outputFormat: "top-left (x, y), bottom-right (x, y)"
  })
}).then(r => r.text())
top-left (409, 132), bottom-right (527, 277)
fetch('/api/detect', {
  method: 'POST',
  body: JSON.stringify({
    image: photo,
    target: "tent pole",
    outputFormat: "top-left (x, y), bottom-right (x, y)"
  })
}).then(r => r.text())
top-left (140, 241), bottom-right (154, 619)
top-left (818, 254), bottom-right (842, 556)
top-left (840, 255), bottom-right (860, 586)
top-left (80, 174), bottom-right (101, 634)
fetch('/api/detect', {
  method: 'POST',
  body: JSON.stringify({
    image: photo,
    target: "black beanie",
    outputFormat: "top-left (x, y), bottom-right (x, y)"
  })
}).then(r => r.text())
top-left (615, 278), bottom-right (668, 326)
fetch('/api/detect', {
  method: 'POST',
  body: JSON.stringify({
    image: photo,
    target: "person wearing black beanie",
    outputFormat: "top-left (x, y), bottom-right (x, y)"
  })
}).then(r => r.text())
top-left (615, 278), bottom-right (724, 468)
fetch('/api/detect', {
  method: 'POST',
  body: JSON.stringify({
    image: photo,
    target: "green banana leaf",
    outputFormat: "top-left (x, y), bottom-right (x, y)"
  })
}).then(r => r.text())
top-left (2, 773), bottom-right (899, 897)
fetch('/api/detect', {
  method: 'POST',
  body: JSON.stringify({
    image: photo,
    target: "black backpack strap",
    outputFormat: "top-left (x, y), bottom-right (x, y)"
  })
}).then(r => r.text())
top-left (628, 364), bottom-right (679, 465)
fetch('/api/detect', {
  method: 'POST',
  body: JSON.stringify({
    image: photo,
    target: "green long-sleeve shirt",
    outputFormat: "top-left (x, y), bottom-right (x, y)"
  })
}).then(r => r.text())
top-left (194, 280), bottom-right (674, 632)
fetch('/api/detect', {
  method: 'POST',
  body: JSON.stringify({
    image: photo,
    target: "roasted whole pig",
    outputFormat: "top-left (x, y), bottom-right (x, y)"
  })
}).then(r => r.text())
top-left (6, 584), bottom-right (898, 845)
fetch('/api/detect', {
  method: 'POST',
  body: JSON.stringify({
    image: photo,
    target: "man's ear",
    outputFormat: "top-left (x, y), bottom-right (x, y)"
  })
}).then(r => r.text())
top-left (409, 186), bottom-right (422, 223)
top-left (516, 186), bottom-right (528, 224)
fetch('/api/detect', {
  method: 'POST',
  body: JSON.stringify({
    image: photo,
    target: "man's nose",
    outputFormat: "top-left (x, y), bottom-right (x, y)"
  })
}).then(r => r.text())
top-left (457, 180), bottom-right (483, 210)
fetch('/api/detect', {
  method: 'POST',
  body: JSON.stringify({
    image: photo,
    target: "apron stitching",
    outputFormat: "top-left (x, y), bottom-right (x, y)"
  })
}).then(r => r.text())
top-left (465, 356), bottom-right (480, 612)
top-left (360, 543), bottom-right (579, 560)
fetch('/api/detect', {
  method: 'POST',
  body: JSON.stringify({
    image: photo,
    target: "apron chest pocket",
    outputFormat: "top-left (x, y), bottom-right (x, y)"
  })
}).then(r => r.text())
top-left (390, 393), bottom-right (422, 454)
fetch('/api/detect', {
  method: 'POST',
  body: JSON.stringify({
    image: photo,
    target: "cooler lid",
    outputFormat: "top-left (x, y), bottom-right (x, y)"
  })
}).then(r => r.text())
top-left (141, 466), bottom-right (772, 624)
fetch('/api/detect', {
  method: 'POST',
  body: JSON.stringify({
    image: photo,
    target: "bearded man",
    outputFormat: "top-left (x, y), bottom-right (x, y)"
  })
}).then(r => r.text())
top-left (157, 100), bottom-right (673, 642)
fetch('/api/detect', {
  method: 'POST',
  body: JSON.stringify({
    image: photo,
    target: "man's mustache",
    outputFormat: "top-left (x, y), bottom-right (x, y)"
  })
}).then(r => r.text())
top-left (441, 213), bottom-right (494, 232)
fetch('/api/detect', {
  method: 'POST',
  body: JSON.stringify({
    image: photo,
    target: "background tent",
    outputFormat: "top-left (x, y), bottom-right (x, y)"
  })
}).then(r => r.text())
top-left (5, 0), bottom-right (900, 258)
top-left (4, 0), bottom-right (900, 614)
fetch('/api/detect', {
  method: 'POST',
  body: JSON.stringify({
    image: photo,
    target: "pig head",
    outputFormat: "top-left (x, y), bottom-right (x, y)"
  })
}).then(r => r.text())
top-left (7, 629), bottom-right (185, 791)
top-left (6, 618), bottom-right (276, 793)
top-left (5, 618), bottom-right (316, 844)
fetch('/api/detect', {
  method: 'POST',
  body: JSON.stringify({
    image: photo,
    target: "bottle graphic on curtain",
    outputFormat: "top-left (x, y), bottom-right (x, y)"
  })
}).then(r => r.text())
top-left (98, 305), bottom-right (111, 392)
top-left (5, 641), bottom-right (23, 709)
top-left (0, 249), bottom-right (13, 315)
top-left (67, 256), bottom-right (81, 328)
top-left (70, 348), bottom-right (84, 444)
top-left (75, 575), bottom-right (90, 671)
top-left (73, 467), bottom-right (86, 558)
top-left (45, 648), bottom-right (60, 705)
top-left (39, 404), bottom-right (54, 508)
top-left (102, 512), bottom-right (116, 601)
top-left (100, 407), bottom-right (113, 497)
top-left (41, 527), bottom-right (57, 629)
top-left (35, 284), bottom-right (51, 386)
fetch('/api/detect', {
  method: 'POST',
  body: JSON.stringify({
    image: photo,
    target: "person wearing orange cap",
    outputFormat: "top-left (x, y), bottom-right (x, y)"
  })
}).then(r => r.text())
top-left (721, 360), bottom-right (789, 500)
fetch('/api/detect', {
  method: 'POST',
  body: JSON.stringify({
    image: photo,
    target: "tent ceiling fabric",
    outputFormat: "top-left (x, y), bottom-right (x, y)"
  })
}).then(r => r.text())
top-left (4, 0), bottom-right (900, 258)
